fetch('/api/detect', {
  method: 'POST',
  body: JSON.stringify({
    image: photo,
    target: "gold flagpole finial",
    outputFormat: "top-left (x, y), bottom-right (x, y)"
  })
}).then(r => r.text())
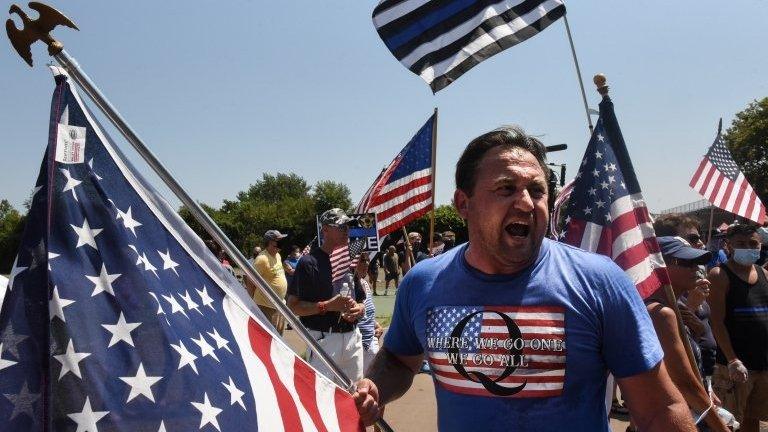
top-left (6, 2), bottom-right (78, 67)
top-left (593, 74), bottom-right (609, 96)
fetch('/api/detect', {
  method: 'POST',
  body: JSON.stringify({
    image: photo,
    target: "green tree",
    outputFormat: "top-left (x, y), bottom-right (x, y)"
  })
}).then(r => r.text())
top-left (407, 204), bottom-right (467, 244)
top-left (0, 200), bottom-right (26, 273)
top-left (313, 180), bottom-right (352, 214)
top-left (724, 97), bottom-right (768, 205)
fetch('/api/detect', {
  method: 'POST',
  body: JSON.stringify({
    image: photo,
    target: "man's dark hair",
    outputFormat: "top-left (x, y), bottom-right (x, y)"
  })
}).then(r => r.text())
top-left (653, 213), bottom-right (701, 237)
top-left (455, 125), bottom-right (548, 195)
top-left (726, 223), bottom-right (758, 239)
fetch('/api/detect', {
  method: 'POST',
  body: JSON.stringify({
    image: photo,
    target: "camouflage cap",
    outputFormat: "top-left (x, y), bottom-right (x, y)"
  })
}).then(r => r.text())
top-left (319, 208), bottom-right (354, 227)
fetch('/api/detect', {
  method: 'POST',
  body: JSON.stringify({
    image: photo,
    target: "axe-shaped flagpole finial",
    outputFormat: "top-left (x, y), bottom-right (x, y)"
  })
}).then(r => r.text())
top-left (6, 2), bottom-right (78, 66)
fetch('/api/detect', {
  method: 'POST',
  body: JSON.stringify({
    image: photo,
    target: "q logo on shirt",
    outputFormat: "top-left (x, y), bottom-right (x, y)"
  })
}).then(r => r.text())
top-left (448, 310), bottom-right (527, 396)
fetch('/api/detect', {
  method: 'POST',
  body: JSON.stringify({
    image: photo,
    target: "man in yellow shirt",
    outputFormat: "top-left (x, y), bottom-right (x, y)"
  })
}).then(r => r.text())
top-left (249, 229), bottom-right (288, 335)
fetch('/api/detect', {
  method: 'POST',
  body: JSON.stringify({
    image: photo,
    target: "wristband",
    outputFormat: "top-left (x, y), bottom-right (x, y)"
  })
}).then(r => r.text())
top-left (317, 301), bottom-right (327, 314)
top-left (728, 358), bottom-right (741, 366)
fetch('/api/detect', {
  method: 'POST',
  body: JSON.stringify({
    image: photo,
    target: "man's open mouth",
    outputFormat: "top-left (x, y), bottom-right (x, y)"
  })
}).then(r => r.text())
top-left (505, 222), bottom-right (530, 238)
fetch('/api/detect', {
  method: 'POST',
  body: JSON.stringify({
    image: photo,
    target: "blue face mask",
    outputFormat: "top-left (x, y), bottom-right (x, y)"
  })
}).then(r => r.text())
top-left (733, 248), bottom-right (760, 266)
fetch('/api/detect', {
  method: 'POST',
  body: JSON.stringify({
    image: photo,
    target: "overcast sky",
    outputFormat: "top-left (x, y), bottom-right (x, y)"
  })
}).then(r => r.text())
top-left (1, 1), bottom-right (766, 214)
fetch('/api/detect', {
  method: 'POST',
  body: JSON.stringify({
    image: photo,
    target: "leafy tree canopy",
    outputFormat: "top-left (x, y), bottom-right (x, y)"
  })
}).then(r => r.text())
top-left (724, 97), bottom-right (768, 205)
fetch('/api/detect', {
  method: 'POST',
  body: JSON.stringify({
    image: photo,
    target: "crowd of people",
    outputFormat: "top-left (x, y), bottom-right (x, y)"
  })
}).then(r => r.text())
top-left (209, 126), bottom-right (768, 431)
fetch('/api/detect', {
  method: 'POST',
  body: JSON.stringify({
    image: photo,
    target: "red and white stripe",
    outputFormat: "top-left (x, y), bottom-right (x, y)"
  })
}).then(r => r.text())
top-left (329, 246), bottom-right (351, 283)
top-left (429, 306), bottom-right (566, 398)
top-left (358, 166), bottom-right (433, 237)
top-left (564, 194), bottom-right (669, 299)
top-left (690, 157), bottom-right (766, 224)
top-left (223, 298), bottom-right (361, 432)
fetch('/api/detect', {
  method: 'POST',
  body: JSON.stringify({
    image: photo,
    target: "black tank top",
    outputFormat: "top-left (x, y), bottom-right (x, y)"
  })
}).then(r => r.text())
top-left (715, 264), bottom-right (768, 370)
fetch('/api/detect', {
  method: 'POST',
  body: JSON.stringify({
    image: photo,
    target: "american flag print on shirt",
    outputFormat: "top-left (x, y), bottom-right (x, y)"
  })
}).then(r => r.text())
top-left (0, 67), bottom-right (361, 432)
top-left (426, 305), bottom-right (566, 398)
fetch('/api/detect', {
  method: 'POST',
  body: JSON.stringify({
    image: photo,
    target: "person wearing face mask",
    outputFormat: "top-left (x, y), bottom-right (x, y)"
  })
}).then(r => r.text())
top-left (709, 223), bottom-right (768, 432)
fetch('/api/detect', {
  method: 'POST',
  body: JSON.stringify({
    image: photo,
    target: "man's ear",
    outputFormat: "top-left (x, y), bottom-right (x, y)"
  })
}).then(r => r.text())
top-left (454, 189), bottom-right (469, 219)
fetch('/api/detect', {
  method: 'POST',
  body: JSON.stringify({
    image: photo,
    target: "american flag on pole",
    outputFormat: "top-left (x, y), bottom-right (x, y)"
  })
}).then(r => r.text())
top-left (355, 114), bottom-right (435, 238)
top-left (372, 0), bottom-right (566, 92)
top-left (560, 96), bottom-right (669, 299)
top-left (426, 305), bottom-right (566, 397)
top-left (0, 67), bottom-right (360, 431)
top-left (689, 120), bottom-right (766, 224)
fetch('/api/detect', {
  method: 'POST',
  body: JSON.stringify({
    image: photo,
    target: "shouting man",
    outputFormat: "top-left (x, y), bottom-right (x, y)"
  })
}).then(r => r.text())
top-left (353, 126), bottom-right (695, 431)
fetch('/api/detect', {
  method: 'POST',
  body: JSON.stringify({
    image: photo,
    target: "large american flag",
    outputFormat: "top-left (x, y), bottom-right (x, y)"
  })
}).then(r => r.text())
top-left (689, 120), bottom-right (766, 224)
top-left (426, 305), bottom-right (566, 398)
top-left (372, 0), bottom-right (566, 92)
top-left (355, 113), bottom-right (435, 238)
top-left (0, 67), bottom-right (360, 431)
top-left (560, 96), bottom-right (669, 299)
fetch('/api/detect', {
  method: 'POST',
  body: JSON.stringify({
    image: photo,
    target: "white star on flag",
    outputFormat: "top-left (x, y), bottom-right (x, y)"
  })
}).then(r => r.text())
top-left (207, 328), bottom-right (232, 354)
top-left (85, 264), bottom-right (121, 297)
top-left (119, 362), bottom-right (163, 403)
top-left (180, 290), bottom-right (202, 315)
top-left (157, 249), bottom-right (179, 275)
top-left (148, 292), bottom-right (165, 316)
top-left (162, 293), bottom-right (189, 319)
top-left (7, 256), bottom-right (27, 291)
top-left (60, 168), bottom-right (82, 201)
top-left (221, 376), bottom-right (246, 410)
top-left (170, 340), bottom-right (198, 374)
top-left (70, 219), bottom-right (103, 250)
top-left (191, 393), bottom-right (223, 432)
top-left (49, 286), bottom-right (76, 322)
top-left (53, 340), bottom-right (91, 380)
top-left (0, 344), bottom-right (18, 371)
top-left (87, 158), bottom-right (103, 181)
top-left (115, 205), bottom-right (142, 237)
top-left (66, 397), bottom-right (108, 432)
top-left (191, 333), bottom-right (220, 363)
top-left (101, 312), bottom-right (142, 348)
top-left (48, 251), bottom-right (60, 271)
top-left (196, 286), bottom-right (215, 311)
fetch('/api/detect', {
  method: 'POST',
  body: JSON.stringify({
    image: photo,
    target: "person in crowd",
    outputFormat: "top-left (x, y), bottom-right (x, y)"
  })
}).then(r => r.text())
top-left (429, 232), bottom-right (444, 257)
top-left (283, 245), bottom-right (301, 288)
top-left (654, 215), bottom-right (720, 383)
top-left (643, 237), bottom-right (730, 431)
top-left (368, 252), bottom-right (381, 296)
top-left (287, 208), bottom-right (366, 381)
top-left (352, 126), bottom-right (695, 431)
top-left (408, 231), bottom-right (430, 264)
top-left (706, 231), bottom-right (729, 270)
top-left (709, 224), bottom-right (768, 432)
top-left (355, 253), bottom-right (383, 371)
top-left (249, 230), bottom-right (289, 335)
top-left (441, 230), bottom-right (456, 252)
top-left (383, 245), bottom-right (399, 296)
top-left (251, 245), bottom-right (262, 264)
top-left (217, 249), bottom-right (235, 276)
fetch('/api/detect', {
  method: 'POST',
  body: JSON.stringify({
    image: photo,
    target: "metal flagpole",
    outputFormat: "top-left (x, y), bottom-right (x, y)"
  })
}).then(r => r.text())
top-left (7, 4), bottom-right (394, 430)
top-left (428, 108), bottom-right (438, 255)
top-left (563, 14), bottom-right (594, 133)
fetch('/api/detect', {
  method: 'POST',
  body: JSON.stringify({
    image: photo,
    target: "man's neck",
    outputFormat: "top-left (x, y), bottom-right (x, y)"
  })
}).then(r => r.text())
top-left (463, 244), bottom-right (539, 276)
top-left (727, 260), bottom-right (753, 274)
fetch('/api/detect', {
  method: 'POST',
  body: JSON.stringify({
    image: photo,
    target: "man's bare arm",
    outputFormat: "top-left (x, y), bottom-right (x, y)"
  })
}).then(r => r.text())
top-left (707, 267), bottom-right (738, 362)
top-left (618, 362), bottom-right (697, 432)
top-left (353, 347), bottom-right (423, 425)
top-left (286, 294), bottom-right (351, 317)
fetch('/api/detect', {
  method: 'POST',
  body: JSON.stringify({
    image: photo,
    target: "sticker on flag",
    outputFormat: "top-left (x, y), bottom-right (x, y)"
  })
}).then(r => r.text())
top-left (426, 305), bottom-right (566, 398)
top-left (348, 213), bottom-right (380, 253)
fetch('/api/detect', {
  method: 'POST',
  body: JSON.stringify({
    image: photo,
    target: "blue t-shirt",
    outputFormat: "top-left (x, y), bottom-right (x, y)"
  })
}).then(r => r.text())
top-left (385, 239), bottom-right (662, 431)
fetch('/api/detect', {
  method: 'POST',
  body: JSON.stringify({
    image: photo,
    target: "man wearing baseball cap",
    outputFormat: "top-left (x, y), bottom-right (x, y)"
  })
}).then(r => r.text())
top-left (249, 229), bottom-right (289, 335)
top-left (643, 237), bottom-right (731, 431)
top-left (287, 208), bottom-right (366, 381)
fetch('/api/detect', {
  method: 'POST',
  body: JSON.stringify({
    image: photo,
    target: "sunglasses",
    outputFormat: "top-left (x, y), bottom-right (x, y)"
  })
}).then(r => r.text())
top-left (684, 234), bottom-right (702, 245)
top-left (667, 257), bottom-right (700, 268)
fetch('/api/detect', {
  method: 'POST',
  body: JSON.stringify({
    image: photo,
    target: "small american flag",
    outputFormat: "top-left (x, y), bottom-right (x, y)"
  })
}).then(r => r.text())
top-left (355, 113), bottom-right (435, 237)
top-left (329, 238), bottom-right (367, 283)
top-left (0, 67), bottom-right (361, 431)
top-left (426, 306), bottom-right (566, 398)
top-left (560, 96), bottom-right (669, 299)
top-left (689, 120), bottom-right (766, 224)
